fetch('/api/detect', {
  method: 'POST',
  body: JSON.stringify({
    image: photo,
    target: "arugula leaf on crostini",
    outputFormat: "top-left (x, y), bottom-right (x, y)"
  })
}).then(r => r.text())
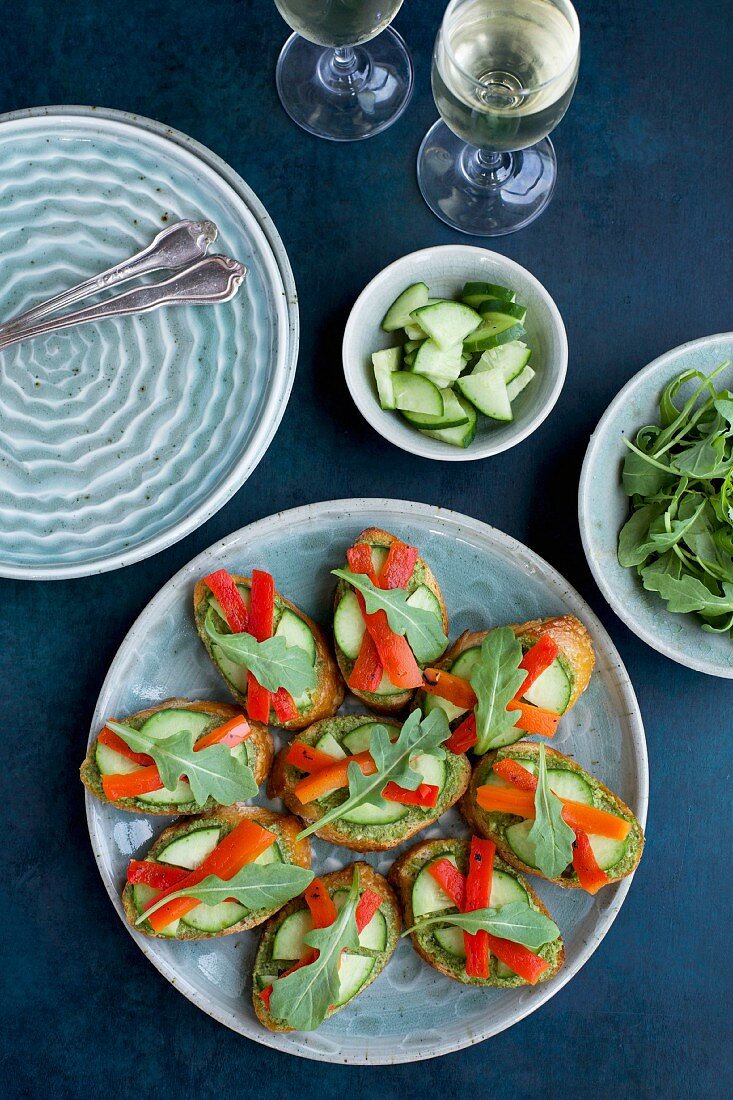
top-left (205, 613), bottom-right (317, 696)
top-left (404, 900), bottom-right (559, 951)
top-left (469, 627), bottom-right (526, 754)
top-left (331, 568), bottom-right (447, 662)
top-left (136, 863), bottom-right (314, 925)
top-left (526, 743), bottom-right (575, 878)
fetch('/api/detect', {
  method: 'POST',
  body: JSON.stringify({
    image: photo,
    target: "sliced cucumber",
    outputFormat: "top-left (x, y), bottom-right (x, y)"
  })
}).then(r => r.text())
top-left (182, 899), bottom-right (247, 932)
top-left (133, 884), bottom-right (180, 937)
top-left (478, 299), bottom-right (527, 323)
top-left (405, 586), bottom-right (445, 661)
top-left (382, 282), bottom-right (429, 331)
top-left (412, 339), bottom-right (463, 386)
top-left (273, 909), bottom-right (311, 960)
top-left (392, 371), bottom-right (444, 416)
top-left (412, 854), bottom-right (460, 917)
top-left (274, 609), bottom-right (316, 665)
top-left (402, 388), bottom-right (470, 430)
top-left (412, 751), bottom-right (445, 790)
top-left (421, 393), bottom-right (477, 448)
top-left (546, 768), bottom-right (593, 803)
top-left (587, 832), bottom-right (628, 871)
top-left (451, 646), bottom-right (483, 680)
top-left (341, 797), bottom-right (408, 825)
top-left (314, 731), bottom-right (347, 759)
top-left (341, 722), bottom-right (379, 754)
top-left (370, 545), bottom-right (389, 574)
top-left (463, 321), bottom-right (526, 353)
top-left (456, 368), bottom-right (513, 421)
top-left (333, 888), bottom-right (387, 950)
top-left (157, 827), bottom-right (221, 869)
top-left (462, 281), bottom-right (516, 307)
top-left (523, 658), bottom-right (572, 714)
top-left (474, 341), bottom-right (531, 383)
top-left (96, 741), bottom-right (139, 776)
top-left (504, 820), bottom-right (539, 867)
top-left (333, 590), bottom-right (365, 660)
top-left (431, 868), bottom-right (528, 958)
top-left (334, 954), bottom-right (375, 1006)
top-left (373, 669), bottom-right (405, 696)
top-left (372, 347), bottom-right (400, 410)
top-left (435, 926), bottom-right (466, 956)
top-left (412, 301), bottom-right (482, 350)
top-left (140, 709), bottom-right (212, 742)
top-left (507, 365), bottom-right (536, 401)
top-left (422, 691), bottom-right (466, 723)
top-left (137, 778), bottom-right (194, 806)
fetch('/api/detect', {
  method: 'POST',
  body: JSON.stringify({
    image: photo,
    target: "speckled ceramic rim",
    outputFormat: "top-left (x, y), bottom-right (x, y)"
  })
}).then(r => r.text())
top-left (0, 105), bottom-right (299, 581)
top-left (579, 333), bottom-right (733, 678)
top-left (86, 498), bottom-right (647, 1064)
top-left (342, 246), bottom-right (568, 461)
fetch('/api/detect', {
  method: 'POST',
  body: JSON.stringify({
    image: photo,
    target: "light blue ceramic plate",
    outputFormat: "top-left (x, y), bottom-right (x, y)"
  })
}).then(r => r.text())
top-left (0, 106), bottom-right (298, 579)
top-left (579, 333), bottom-right (733, 678)
top-left (86, 500), bottom-right (647, 1064)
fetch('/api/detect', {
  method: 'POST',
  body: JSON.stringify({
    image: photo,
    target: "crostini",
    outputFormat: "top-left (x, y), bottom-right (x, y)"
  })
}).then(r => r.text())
top-left (415, 615), bottom-right (596, 754)
top-left (461, 741), bottom-right (645, 891)
top-left (332, 528), bottom-right (449, 715)
top-left (389, 837), bottom-right (564, 987)
top-left (268, 709), bottom-right (471, 852)
top-left (193, 567), bottom-right (344, 731)
top-left (80, 699), bottom-right (273, 815)
top-left (123, 806), bottom-right (312, 940)
top-left (252, 862), bottom-right (401, 1032)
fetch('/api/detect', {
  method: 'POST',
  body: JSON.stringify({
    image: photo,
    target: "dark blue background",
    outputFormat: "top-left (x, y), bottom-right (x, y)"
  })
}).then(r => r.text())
top-left (1, 1), bottom-right (731, 1096)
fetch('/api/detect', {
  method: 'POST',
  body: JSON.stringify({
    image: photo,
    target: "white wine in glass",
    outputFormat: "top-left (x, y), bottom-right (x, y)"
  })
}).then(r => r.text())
top-left (418, 0), bottom-right (580, 235)
top-left (273, 1), bottom-right (414, 141)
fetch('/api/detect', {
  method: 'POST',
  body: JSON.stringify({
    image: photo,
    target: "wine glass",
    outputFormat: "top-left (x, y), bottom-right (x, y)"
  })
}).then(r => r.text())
top-left (273, 1), bottom-right (414, 141)
top-left (417, 0), bottom-right (580, 235)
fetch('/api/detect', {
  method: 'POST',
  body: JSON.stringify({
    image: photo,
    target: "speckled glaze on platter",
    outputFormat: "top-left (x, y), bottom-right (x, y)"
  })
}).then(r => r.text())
top-left (87, 499), bottom-right (647, 1064)
top-left (0, 106), bottom-right (298, 579)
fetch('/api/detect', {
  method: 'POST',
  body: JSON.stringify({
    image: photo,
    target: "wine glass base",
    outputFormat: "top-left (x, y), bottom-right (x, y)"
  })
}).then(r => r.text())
top-left (275, 28), bottom-right (414, 142)
top-left (417, 120), bottom-right (558, 236)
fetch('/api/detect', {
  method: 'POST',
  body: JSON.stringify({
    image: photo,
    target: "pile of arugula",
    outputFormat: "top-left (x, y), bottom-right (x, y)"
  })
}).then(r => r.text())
top-left (618, 361), bottom-right (733, 635)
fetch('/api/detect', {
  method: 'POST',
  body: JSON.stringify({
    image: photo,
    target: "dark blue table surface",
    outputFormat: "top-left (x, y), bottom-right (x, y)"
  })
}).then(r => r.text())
top-left (1, 1), bottom-right (731, 1096)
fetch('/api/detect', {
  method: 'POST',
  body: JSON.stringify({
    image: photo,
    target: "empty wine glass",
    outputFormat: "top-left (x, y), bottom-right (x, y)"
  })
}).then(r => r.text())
top-left (273, 1), bottom-right (413, 141)
top-left (418, 0), bottom-right (580, 235)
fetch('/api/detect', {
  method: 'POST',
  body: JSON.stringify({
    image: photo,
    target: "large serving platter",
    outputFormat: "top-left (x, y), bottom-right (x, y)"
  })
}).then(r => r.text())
top-left (0, 105), bottom-right (298, 579)
top-left (86, 499), bottom-right (647, 1064)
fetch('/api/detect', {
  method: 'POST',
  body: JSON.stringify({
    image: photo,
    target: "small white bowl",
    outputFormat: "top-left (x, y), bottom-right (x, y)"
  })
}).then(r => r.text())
top-left (342, 245), bottom-right (568, 461)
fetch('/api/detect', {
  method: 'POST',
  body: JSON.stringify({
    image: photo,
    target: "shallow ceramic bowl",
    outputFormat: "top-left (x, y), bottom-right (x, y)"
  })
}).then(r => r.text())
top-left (579, 332), bottom-right (733, 678)
top-left (342, 245), bottom-right (567, 461)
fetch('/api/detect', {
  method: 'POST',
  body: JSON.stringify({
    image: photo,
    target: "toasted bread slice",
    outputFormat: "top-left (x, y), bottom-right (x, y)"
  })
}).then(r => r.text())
top-left (461, 741), bottom-right (645, 888)
top-left (193, 574), bottom-right (344, 731)
top-left (269, 714), bottom-right (471, 852)
top-left (388, 838), bottom-right (564, 987)
top-left (252, 862), bottom-right (401, 1032)
top-left (332, 527), bottom-right (448, 715)
top-left (80, 698), bottom-right (273, 816)
top-left (122, 806), bottom-right (311, 940)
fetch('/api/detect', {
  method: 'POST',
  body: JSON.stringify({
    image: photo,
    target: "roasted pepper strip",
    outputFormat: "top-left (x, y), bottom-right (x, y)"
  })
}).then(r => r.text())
top-left (347, 545), bottom-right (423, 690)
top-left (246, 569), bottom-right (275, 723)
top-left (102, 764), bottom-right (166, 802)
top-left (193, 715), bottom-right (251, 751)
top-left (293, 750), bottom-right (376, 804)
top-left (572, 830), bottom-right (610, 893)
top-left (422, 668), bottom-right (477, 709)
top-left (126, 860), bottom-right (188, 890)
top-left (355, 890), bottom-right (383, 933)
top-left (204, 569), bottom-right (249, 633)
top-left (348, 629), bottom-right (383, 692)
top-left (464, 838), bottom-right (495, 979)
top-left (516, 636), bottom-right (560, 698)
top-left (272, 687), bottom-right (299, 723)
top-left (379, 541), bottom-right (418, 589)
top-left (97, 725), bottom-right (154, 766)
top-left (382, 781), bottom-right (440, 808)
top-left (428, 858), bottom-right (466, 910)
top-left (445, 714), bottom-right (478, 754)
top-left (492, 757), bottom-right (538, 791)
top-left (484, 934), bottom-right (549, 984)
top-left (507, 700), bottom-right (560, 737)
top-left (305, 877), bottom-right (338, 929)
top-left (476, 785), bottom-right (631, 841)
top-left (286, 741), bottom-right (339, 774)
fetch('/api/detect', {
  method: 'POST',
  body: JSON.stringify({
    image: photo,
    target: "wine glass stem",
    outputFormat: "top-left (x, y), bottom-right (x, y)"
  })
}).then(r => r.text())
top-left (462, 146), bottom-right (514, 188)
top-left (320, 44), bottom-right (369, 92)
top-left (333, 46), bottom-right (357, 72)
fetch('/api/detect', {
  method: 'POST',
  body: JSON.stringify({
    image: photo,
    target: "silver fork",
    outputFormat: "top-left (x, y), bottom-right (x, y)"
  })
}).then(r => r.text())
top-left (0, 219), bottom-right (218, 335)
top-left (0, 255), bottom-right (247, 351)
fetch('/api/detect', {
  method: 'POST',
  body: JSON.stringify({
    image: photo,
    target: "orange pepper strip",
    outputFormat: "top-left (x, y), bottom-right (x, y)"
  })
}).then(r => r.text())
top-left (422, 668), bottom-right (477, 709)
top-left (145, 818), bottom-right (276, 932)
top-left (305, 878), bottom-right (338, 929)
top-left (507, 700), bottom-right (560, 737)
top-left (193, 715), bottom-right (251, 751)
top-left (475, 785), bottom-right (631, 841)
top-left (286, 741), bottom-right (340, 774)
top-left (572, 831), bottom-right (610, 893)
top-left (492, 758), bottom-right (539, 792)
top-left (293, 750), bottom-right (376, 804)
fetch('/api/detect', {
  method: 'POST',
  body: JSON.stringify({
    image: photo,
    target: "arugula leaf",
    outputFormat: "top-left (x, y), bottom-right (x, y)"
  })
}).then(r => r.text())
top-left (617, 502), bottom-right (665, 567)
top-left (331, 568), bottom-right (447, 662)
top-left (469, 628), bottom-right (526, 754)
top-left (526, 744), bottom-right (575, 878)
top-left (205, 614), bottom-right (316, 697)
top-left (405, 901), bottom-right (559, 951)
top-left (640, 570), bottom-right (733, 615)
top-left (268, 867), bottom-right (361, 1031)
top-left (135, 862), bottom-right (314, 925)
top-left (295, 709), bottom-right (450, 840)
top-left (621, 440), bottom-right (671, 497)
top-left (647, 500), bottom-right (707, 553)
top-left (108, 721), bottom-right (258, 805)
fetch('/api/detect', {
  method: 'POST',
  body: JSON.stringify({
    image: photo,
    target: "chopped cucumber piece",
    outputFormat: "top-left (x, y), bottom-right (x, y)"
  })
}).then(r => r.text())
top-left (412, 340), bottom-right (463, 386)
top-left (456, 368), bottom-right (513, 421)
top-left (333, 590), bottom-right (365, 659)
top-left (462, 281), bottom-right (516, 307)
top-left (421, 393), bottom-right (477, 448)
top-left (463, 321), bottom-right (526, 353)
top-left (403, 339), bottom-right (423, 354)
top-left (372, 348), bottom-right (400, 411)
top-left (402, 388), bottom-right (470, 430)
top-left (474, 341), bottom-right (531, 383)
top-left (372, 346), bottom-right (402, 370)
top-left (314, 731), bottom-right (347, 759)
top-left (522, 657), bottom-right (571, 714)
top-left (404, 322), bottom-right (425, 341)
top-left (412, 301), bottom-right (482, 350)
top-left (478, 299), bottom-right (527, 323)
top-left (506, 365), bottom-right (536, 401)
top-left (403, 350), bottom-right (417, 368)
top-left (382, 282), bottom-right (429, 331)
top-left (392, 371), bottom-right (444, 416)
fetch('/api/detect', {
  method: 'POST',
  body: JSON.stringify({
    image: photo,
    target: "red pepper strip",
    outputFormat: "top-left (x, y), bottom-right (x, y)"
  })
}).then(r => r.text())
top-left (285, 740), bottom-right (339, 774)
top-left (346, 544), bottom-right (379, 585)
top-left (126, 860), bottom-right (189, 890)
top-left (348, 629), bottom-right (383, 693)
top-left (379, 541), bottom-right (418, 589)
top-left (428, 858), bottom-right (466, 910)
top-left (347, 545), bottom-right (423, 690)
top-left (204, 569), bottom-right (249, 633)
top-left (272, 687), bottom-right (299, 723)
top-left (445, 714), bottom-right (478, 755)
top-left (102, 765), bottom-right (166, 802)
top-left (572, 830), bottom-right (610, 894)
top-left (507, 700), bottom-right (560, 737)
top-left (194, 715), bottom-right (251, 751)
top-left (145, 818), bottom-right (276, 932)
top-left (492, 757), bottom-right (538, 792)
top-left (422, 668), bottom-right (477, 709)
top-left (355, 890), bottom-right (382, 933)
top-left (246, 569), bottom-right (275, 723)
top-left (464, 838), bottom-right (495, 979)
top-left (516, 636), bottom-right (560, 698)
top-left (382, 781), bottom-right (440, 808)
top-left (98, 725), bottom-right (154, 766)
top-left (294, 750), bottom-right (376, 804)
top-left (484, 934), bottom-right (549, 985)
